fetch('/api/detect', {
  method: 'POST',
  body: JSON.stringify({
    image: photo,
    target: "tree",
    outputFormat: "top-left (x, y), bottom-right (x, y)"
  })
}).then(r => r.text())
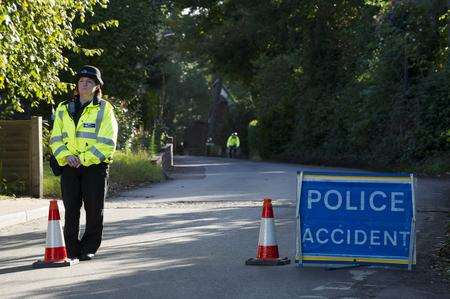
top-left (164, 60), bottom-right (212, 145)
top-left (0, 0), bottom-right (109, 118)
top-left (68, 1), bottom-right (161, 110)
top-left (170, 0), bottom-right (449, 169)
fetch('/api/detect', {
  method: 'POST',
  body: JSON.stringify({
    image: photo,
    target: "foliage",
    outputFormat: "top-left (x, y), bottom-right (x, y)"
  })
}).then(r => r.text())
top-left (0, 0), bottom-right (110, 118)
top-left (113, 102), bottom-right (137, 150)
top-left (67, 0), bottom-right (161, 127)
top-left (129, 129), bottom-right (151, 153)
top-left (0, 161), bottom-right (26, 196)
top-left (150, 127), bottom-right (159, 156)
top-left (163, 60), bottom-right (212, 146)
top-left (0, 162), bottom-right (8, 195)
top-left (348, 1), bottom-right (450, 167)
top-left (1, 0), bottom-right (211, 160)
top-left (171, 0), bottom-right (449, 171)
top-left (43, 161), bottom-right (61, 198)
top-left (42, 120), bottom-right (52, 161)
top-left (247, 119), bottom-right (259, 159)
top-left (67, 0), bottom-right (213, 147)
top-left (127, 126), bottom-right (160, 156)
top-left (1, 0), bottom-right (448, 174)
top-left (108, 150), bottom-right (164, 190)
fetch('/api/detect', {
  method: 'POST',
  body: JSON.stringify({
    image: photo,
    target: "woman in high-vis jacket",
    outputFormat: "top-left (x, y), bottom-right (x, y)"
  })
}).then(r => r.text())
top-left (50, 65), bottom-right (118, 261)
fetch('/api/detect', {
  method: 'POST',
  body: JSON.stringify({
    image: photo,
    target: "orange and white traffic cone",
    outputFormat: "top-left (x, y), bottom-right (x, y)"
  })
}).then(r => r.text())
top-left (246, 198), bottom-right (290, 266)
top-left (33, 199), bottom-right (78, 268)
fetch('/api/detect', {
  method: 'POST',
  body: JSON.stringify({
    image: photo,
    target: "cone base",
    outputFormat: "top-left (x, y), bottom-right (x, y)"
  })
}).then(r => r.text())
top-left (32, 258), bottom-right (79, 268)
top-left (245, 257), bottom-right (291, 266)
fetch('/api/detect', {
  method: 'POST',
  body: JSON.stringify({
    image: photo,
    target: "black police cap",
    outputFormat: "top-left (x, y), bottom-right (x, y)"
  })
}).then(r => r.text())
top-left (76, 65), bottom-right (104, 86)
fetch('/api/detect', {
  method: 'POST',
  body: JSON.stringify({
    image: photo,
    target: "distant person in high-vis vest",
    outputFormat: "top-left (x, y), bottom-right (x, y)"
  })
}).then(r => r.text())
top-left (226, 132), bottom-right (240, 158)
top-left (50, 65), bottom-right (118, 261)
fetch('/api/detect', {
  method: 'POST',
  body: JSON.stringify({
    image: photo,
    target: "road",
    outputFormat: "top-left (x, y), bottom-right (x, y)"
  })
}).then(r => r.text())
top-left (0, 155), bottom-right (449, 298)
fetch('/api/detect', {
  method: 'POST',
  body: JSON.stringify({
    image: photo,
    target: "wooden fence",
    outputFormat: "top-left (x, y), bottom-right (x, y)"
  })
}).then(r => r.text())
top-left (0, 117), bottom-right (43, 198)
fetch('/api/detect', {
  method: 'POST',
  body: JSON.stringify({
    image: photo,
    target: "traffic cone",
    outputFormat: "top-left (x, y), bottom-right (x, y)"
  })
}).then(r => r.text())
top-left (246, 198), bottom-right (290, 266)
top-left (33, 200), bottom-right (78, 268)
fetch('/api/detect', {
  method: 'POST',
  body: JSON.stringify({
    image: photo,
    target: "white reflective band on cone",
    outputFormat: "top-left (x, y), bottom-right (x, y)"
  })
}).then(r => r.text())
top-left (46, 220), bottom-right (65, 247)
top-left (258, 218), bottom-right (277, 246)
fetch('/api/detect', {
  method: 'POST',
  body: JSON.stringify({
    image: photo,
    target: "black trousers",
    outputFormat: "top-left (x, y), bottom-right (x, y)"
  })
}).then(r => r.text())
top-left (61, 163), bottom-right (109, 258)
top-left (228, 146), bottom-right (238, 158)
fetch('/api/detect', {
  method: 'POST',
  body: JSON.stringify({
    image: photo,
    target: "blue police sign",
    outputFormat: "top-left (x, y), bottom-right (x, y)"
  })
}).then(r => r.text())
top-left (296, 171), bottom-right (416, 270)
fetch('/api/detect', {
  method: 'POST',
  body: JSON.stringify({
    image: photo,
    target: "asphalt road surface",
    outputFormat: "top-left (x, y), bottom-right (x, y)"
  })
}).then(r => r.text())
top-left (0, 156), bottom-right (449, 298)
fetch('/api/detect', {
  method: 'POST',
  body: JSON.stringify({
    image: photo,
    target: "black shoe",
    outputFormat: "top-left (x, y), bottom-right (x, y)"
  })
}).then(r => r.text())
top-left (79, 253), bottom-right (95, 261)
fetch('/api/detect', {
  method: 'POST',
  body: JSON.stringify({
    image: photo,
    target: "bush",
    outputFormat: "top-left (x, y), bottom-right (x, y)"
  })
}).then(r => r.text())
top-left (42, 120), bottom-right (52, 162)
top-left (247, 119), bottom-right (260, 160)
top-left (130, 130), bottom-right (152, 153)
top-left (0, 162), bottom-right (26, 196)
top-left (113, 102), bottom-right (137, 150)
top-left (43, 162), bottom-right (61, 198)
top-left (109, 150), bottom-right (164, 188)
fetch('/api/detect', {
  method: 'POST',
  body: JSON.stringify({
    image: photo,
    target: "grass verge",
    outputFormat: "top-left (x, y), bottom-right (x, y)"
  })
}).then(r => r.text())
top-left (108, 150), bottom-right (165, 195)
top-left (43, 163), bottom-right (61, 198)
top-left (43, 150), bottom-right (164, 198)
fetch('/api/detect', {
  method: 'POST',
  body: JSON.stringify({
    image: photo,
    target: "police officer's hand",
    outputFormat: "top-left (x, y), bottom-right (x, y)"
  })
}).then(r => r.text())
top-left (66, 155), bottom-right (81, 168)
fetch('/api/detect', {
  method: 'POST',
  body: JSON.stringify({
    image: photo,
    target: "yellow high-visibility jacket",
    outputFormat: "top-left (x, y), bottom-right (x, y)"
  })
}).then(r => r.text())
top-left (50, 98), bottom-right (118, 167)
top-left (226, 135), bottom-right (240, 148)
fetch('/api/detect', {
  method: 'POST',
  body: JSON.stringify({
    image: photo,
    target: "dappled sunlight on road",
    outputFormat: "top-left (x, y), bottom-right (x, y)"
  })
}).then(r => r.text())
top-left (177, 163), bottom-right (232, 167)
top-left (0, 205), bottom-right (299, 298)
top-left (113, 193), bottom-right (254, 202)
top-left (258, 171), bottom-right (287, 174)
top-left (1, 155), bottom-right (448, 298)
top-left (205, 170), bottom-right (288, 176)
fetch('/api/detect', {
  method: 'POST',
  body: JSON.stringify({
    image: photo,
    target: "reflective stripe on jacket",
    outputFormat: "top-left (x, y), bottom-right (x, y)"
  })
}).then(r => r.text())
top-left (50, 98), bottom-right (118, 167)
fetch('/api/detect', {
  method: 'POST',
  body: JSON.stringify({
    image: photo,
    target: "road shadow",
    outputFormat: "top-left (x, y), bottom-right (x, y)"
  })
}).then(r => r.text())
top-left (1, 155), bottom-right (449, 297)
top-left (0, 264), bottom-right (36, 275)
top-left (1, 206), bottom-right (314, 298)
top-left (0, 204), bottom-right (447, 298)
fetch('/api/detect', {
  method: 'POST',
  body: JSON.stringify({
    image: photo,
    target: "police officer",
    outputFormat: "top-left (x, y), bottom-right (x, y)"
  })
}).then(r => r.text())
top-left (50, 65), bottom-right (118, 261)
top-left (226, 132), bottom-right (240, 158)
